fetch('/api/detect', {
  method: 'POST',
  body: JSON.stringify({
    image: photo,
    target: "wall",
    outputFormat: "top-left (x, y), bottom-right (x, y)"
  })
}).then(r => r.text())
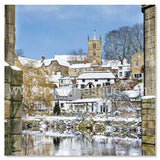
top-left (141, 5), bottom-right (156, 155)
top-left (5, 5), bottom-right (23, 155)
top-left (131, 51), bottom-right (144, 78)
top-left (88, 39), bottom-right (101, 65)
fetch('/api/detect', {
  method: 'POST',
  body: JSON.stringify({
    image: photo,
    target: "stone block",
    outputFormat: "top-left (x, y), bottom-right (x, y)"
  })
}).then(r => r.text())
top-left (142, 136), bottom-right (155, 145)
top-left (142, 144), bottom-right (155, 156)
top-left (12, 102), bottom-right (22, 118)
top-left (12, 135), bottom-right (22, 151)
top-left (5, 100), bottom-right (11, 118)
top-left (142, 120), bottom-right (155, 129)
top-left (11, 69), bottom-right (23, 86)
top-left (5, 83), bottom-right (11, 100)
top-left (5, 66), bottom-right (12, 83)
top-left (5, 119), bottom-right (11, 135)
top-left (142, 128), bottom-right (155, 136)
top-left (12, 118), bottom-right (22, 135)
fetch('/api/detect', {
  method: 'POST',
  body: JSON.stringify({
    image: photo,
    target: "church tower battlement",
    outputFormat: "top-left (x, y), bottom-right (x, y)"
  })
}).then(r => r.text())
top-left (88, 30), bottom-right (101, 65)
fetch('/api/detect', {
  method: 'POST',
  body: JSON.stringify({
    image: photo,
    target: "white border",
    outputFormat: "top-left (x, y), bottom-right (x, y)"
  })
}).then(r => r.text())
top-left (0, 0), bottom-right (159, 160)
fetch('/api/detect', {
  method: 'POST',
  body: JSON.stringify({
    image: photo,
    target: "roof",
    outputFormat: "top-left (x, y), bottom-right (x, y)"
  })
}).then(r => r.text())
top-left (69, 63), bottom-right (91, 69)
top-left (54, 54), bottom-right (87, 62)
top-left (122, 90), bottom-right (139, 98)
top-left (101, 60), bottom-right (121, 69)
top-left (55, 87), bottom-right (72, 96)
top-left (77, 70), bottom-right (115, 79)
top-left (67, 98), bottom-right (102, 104)
top-left (18, 56), bottom-right (70, 68)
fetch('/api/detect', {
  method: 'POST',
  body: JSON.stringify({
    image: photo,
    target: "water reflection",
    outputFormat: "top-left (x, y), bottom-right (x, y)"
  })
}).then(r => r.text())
top-left (22, 129), bottom-right (142, 156)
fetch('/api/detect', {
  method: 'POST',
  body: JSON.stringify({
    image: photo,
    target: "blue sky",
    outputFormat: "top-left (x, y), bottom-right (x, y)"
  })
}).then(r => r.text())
top-left (15, 5), bottom-right (143, 60)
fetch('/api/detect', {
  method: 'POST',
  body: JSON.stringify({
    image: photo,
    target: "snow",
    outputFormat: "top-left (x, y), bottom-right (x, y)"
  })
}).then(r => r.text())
top-left (4, 61), bottom-right (9, 66)
top-left (18, 56), bottom-right (70, 68)
top-left (22, 115), bottom-right (80, 122)
top-left (68, 98), bottom-right (102, 104)
top-left (106, 117), bottom-right (141, 123)
top-left (142, 95), bottom-right (155, 99)
top-left (55, 86), bottom-right (72, 96)
top-left (77, 70), bottom-right (115, 79)
top-left (70, 63), bottom-right (91, 69)
top-left (122, 90), bottom-right (139, 98)
top-left (10, 65), bottom-right (21, 71)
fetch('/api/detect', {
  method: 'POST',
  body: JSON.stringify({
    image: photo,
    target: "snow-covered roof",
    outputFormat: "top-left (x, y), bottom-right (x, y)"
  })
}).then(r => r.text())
top-left (11, 66), bottom-right (21, 71)
top-left (118, 64), bottom-right (130, 67)
top-left (134, 83), bottom-right (143, 91)
top-left (18, 56), bottom-right (70, 68)
top-left (4, 61), bottom-right (9, 66)
top-left (54, 54), bottom-right (87, 62)
top-left (43, 57), bottom-right (70, 67)
top-left (122, 90), bottom-right (139, 98)
top-left (101, 60), bottom-right (121, 69)
top-left (69, 63), bottom-right (91, 69)
top-left (77, 70), bottom-right (115, 79)
top-left (18, 56), bottom-right (40, 68)
top-left (68, 98), bottom-right (102, 104)
top-left (55, 87), bottom-right (72, 96)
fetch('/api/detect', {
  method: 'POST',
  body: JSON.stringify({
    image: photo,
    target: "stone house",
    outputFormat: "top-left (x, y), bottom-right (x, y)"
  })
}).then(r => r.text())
top-left (54, 86), bottom-right (81, 112)
top-left (69, 63), bottom-right (92, 77)
top-left (77, 70), bottom-right (115, 89)
top-left (130, 51), bottom-right (144, 78)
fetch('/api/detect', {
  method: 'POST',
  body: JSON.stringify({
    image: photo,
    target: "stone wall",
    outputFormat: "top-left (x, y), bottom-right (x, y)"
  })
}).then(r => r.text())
top-left (5, 5), bottom-right (23, 155)
top-left (5, 5), bottom-right (15, 66)
top-left (130, 51), bottom-right (144, 77)
top-left (141, 5), bottom-right (156, 155)
top-left (5, 65), bottom-right (23, 155)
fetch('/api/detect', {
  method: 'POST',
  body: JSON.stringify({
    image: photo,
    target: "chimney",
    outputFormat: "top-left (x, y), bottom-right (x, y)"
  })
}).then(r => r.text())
top-left (84, 57), bottom-right (87, 64)
top-left (41, 56), bottom-right (45, 62)
top-left (72, 77), bottom-right (76, 85)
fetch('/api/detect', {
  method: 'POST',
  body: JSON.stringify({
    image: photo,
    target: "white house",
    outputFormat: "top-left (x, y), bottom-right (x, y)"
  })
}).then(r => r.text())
top-left (77, 70), bottom-right (115, 89)
top-left (122, 83), bottom-right (144, 101)
top-left (67, 98), bottom-right (103, 114)
top-left (59, 76), bottom-right (73, 87)
top-left (54, 86), bottom-right (81, 112)
top-left (118, 58), bottom-right (131, 79)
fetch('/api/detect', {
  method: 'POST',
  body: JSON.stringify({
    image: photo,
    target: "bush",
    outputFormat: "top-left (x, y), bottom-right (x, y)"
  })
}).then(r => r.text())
top-left (53, 102), bottom-right (61, 116)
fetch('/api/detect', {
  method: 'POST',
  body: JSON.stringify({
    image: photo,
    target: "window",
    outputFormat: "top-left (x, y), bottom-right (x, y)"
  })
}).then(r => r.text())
top-left (81, 84), bottom-right (85, 89)
top-left (85, 68), bottom-right (87, 71)
top-left (79, 68), bottom-right (81, 72)
top-left (95, 79), bottom-right (98, 82)
top-left (138, 53), bottom-right (142, 57)
top-left (93, 52), bottom-right (96, 56)
top-left (107, 79), bottom-right (110, 82)
top-left (119, 72), bottom-right (122, 77)
top-left (119, 67), bottom-right (122, 70)
top-left (74, 69), bottom-right (76, 72)
top-left (92, 106), bottom-right (94, 112)
top-left (93, 43), bottom-right (96, 48)
top-left (61, 103), bottom-right (64, 108)
top-left (135, 61), bottom-right (138, 67)
top-left (97, 84), bottom-right (101, 88)
top-left (61, 80), bottom-right (63, 83)
top-left (82, 79), bottom-right (85, 82)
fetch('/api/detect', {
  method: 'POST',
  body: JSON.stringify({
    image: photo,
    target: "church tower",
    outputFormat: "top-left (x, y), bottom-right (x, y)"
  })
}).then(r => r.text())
top-left (88, 30), bottom-right (101, 65)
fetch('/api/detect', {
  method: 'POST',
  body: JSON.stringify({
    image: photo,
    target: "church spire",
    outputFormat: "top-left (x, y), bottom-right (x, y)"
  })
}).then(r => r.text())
top-left (93, 29), bottom-right (96, 40)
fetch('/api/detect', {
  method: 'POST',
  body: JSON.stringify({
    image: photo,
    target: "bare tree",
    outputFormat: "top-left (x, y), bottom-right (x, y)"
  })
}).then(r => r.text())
top-left (15, 49), bottom-right (25, 57)
top-left (103, 23), bottom-right (143, 63)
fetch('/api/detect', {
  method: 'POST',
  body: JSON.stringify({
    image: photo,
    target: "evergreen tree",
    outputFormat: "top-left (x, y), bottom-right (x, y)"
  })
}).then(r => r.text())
top-left (53, 102), bottom-right (61, 116)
